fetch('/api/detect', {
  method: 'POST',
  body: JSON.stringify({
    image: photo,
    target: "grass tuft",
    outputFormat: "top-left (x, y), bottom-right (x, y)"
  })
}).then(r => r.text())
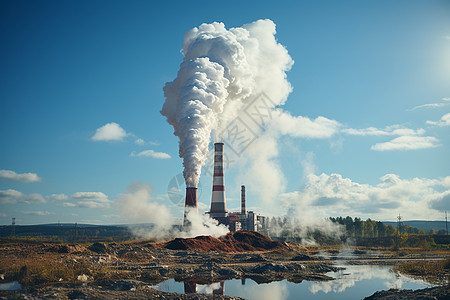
top-left (394, 256), bottom-right (450, 284)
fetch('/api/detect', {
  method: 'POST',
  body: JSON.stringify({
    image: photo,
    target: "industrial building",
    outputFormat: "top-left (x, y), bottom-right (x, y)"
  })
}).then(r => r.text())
top-left (205, 142), bottom-right (268, 235)
top-left (226, 185), bottom-right (269, 235)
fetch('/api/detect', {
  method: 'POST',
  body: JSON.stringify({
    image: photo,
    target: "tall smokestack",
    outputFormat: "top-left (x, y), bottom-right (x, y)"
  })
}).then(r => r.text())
top-left (184, 187), bottom-right (197, 227)
top-left (209, 143), bottom-right (227, 223)
top-left (241, 185), bottom-right (246, 215)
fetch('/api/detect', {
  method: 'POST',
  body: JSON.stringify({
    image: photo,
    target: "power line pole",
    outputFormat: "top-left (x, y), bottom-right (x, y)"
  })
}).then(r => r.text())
top-left (445, 211), bottom-right (448, 235)
top-left (11, 217), bottom-right (16, 237)
top-left (396, 214), bottom-right (402, 249)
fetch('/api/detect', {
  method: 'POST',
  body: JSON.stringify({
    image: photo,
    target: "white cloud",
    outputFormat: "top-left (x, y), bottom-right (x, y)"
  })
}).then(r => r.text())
top-left (91, 122), bottom-right (128, 142)
top-left (70, 192), bottom-right (111, 208)
top-left (91, 122), bottom-right (149, 146)
top-left (371, 136), bottom-right (439, 151)
top-left (21, 211), bottom-right (54, 216)
top-left (0, 189), bottom-right (23, 204)
top-left (412, 103), bottom-right (448, 110)
top-left (410, 97), bottom-right (450, 110)
top-left (444, 35), bottom-right (450, 40)
top-left (0, 189), bottom-right (46, 204)
top-left (343, 125), bottom-right (425, 137)
top-left (47, 194), bottom-right (68, 201)
top-left (430, 191), bottom-right (450, 211)
top-left (343, 124), bottom-right (439, 152)
top-left (130, 150), bottom-right (171, 159)
top-left (0, 189), bottom-right (109, 208)
top-left (0, 170), bottom-right (42, 182)
top-left (271, 110), bottom-right (341, 139)
top-left (426, 113), bottom-right (450, 127)
top-left (135, 138), bottom-right (145, 145)
top-left (281, 173), bottom-right (450, 220)
top-left (20, 193), bottom-right (46, 204)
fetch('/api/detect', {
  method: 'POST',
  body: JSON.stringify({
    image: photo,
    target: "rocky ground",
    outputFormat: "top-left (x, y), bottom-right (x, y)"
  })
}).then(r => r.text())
top-left (0, 232), bottom-right (337, 299)
top-left (0, 231), bottom-right (449, 299)
top-left (364, 285), bottom-right (450, 300)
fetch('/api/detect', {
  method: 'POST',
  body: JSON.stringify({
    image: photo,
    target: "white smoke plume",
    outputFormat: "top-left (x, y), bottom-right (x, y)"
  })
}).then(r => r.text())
top-left (115, 182), bottom-right (174, 240)
top-left (116, 182), bottom-right (228, 240)
top-left (268, 216), bottom-right (345, 245)
top-left (179, 206), bottom-right (229, 238)
top-left (161, 19), bottom-right (293, 188)
top-left (160, 20), bottom-right (344, 243)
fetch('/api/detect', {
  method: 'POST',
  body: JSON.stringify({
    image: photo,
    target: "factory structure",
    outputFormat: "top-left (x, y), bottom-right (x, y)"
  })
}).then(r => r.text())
top-left (184, 142), bottom-right (269, 235)
top-left (225, 185), bottom-right (269, 235)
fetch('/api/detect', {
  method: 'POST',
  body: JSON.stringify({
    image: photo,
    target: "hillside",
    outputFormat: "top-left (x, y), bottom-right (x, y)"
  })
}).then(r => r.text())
top-left (382, 221), bottom-right (447, 233)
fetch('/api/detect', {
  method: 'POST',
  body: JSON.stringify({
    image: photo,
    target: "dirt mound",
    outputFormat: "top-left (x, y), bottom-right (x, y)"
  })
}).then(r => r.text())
top-left (88, 242), bottom-right (107, 253)
top-left (220, 230), bottom-right (282, 252)
top-left (164, 236), bottom-right (234, 252)
top-left (164, 230), bottom-right (286, 252)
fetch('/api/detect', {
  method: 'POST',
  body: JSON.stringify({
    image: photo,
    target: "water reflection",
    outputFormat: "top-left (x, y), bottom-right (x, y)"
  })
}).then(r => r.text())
top-left (196, 281), bottom-right (224, 295)
top-left (238, 281), bottom-right (289, 300)
top-left (0, 281), bottom-right (22, 291)
top-left (153, 264), bottom-right (435, 300)
top-left (310, 265), bottom-right (433, 294)
top-left (183, 281), bottom-right (197, 294)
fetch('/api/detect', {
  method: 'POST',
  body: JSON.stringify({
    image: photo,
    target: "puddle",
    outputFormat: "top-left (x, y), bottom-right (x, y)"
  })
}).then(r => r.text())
top-left (152, 264), bottom-right (437, 299)
top-left (0, 281), bottom-right (22, 291)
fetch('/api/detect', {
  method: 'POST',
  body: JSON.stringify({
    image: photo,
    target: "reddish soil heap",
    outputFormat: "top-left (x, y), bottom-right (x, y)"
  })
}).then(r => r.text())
top-left (164, 230), bottom-right (286, 252)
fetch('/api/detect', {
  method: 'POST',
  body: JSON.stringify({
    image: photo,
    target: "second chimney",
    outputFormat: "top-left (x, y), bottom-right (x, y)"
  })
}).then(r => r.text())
top-left (241, 185), bottom-right (246, 215)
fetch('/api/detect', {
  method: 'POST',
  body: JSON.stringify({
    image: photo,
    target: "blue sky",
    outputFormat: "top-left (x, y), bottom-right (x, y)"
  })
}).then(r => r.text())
top-left (1, 0), bottom-right (449, 225)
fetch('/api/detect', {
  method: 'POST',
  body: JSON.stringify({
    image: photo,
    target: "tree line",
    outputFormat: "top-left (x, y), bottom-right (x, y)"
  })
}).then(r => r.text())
top-left (328, 216), bottom-right (427, 238)
top-left (267, 216), bottom-right (448, 248)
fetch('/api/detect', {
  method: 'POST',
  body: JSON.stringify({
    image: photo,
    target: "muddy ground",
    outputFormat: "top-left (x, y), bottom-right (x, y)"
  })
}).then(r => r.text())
top-left (0, 234), bottom-right (449, 299)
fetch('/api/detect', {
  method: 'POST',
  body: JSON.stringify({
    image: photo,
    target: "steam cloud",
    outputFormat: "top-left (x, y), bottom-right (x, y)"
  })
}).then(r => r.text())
top-left (161, 19), bottom-right (293, 187)
top-left (268, 217), bottom-right (345, 245)
top-left (116, 182), bottom-right (228, 240)
top-left (159, 20), bottom-right (342, 242)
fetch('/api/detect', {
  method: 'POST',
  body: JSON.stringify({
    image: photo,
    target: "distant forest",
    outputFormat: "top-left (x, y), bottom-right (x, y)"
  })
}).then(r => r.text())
top-left (331, 216), bottom-right (422, 237)
top-left (268, 216), bottom-right (449, 248)
top-left (328, 216), bottom-right (450, 248)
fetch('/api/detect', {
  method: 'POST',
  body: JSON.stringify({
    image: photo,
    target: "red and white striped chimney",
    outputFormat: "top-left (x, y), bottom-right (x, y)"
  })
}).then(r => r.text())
top-left (209, 142), bottom-right (227, 223)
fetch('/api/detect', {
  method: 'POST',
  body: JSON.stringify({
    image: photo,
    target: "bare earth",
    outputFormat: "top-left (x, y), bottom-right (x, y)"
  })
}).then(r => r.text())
top-left (0, 232), bottom-right (449, 299)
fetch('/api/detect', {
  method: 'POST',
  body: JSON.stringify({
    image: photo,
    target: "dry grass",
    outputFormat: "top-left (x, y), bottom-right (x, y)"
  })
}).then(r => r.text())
top-left (394, 257), bottom-right (450, 284)
top-left (0, 252), bottom-right (125, 287)
top-left (2, 258), bottom-right (89, 285)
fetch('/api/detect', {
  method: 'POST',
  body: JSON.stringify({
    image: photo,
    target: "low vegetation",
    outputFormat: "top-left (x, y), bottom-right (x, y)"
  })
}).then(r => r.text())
top-left (3, 258), bottom-right (90, 286)
top-left (0, 244), bottom-right (128, 288)
top-left (394, 257), bottom-right (450, 285)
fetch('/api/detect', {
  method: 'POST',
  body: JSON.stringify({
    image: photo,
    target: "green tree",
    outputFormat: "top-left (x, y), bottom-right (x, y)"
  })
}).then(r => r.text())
top-left (354, 218), bottom-right (363, 237)
top-left (376, 221), bottom-right (385, 238)
top-left (385, 225), bottom-right (397, 237)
